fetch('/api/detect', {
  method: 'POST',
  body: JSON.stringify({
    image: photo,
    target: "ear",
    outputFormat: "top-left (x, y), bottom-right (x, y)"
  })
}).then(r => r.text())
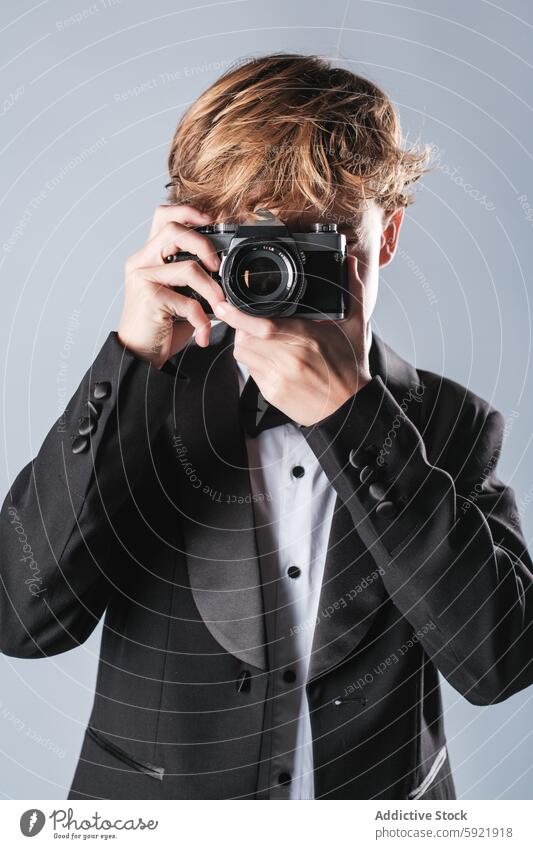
top-left (379, 208), bottom-right (404, 267)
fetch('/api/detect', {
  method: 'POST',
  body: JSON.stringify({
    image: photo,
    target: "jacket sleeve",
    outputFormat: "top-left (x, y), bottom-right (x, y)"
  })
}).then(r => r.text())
top-left (0, 332), bottom-right (179, 658)
top-left (302, 375), bottom-right (533, 706)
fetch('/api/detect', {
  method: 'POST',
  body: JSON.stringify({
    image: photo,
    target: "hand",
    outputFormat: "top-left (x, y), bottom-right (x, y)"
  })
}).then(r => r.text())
top-left (118, 204), bottom-right (225, 368)
top-left (214, 256), bottom-right (371, 426)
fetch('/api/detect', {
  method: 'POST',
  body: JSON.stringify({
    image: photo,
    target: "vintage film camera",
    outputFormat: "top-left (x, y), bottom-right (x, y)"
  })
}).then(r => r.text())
top-left (164, 212), bottom-right (348, 319)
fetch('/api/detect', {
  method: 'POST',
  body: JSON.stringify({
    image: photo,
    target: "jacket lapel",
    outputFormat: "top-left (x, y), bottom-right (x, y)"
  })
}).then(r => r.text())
top-left (170, 323), bottom-right (267, 671)
top-left (168, 325), bottom-right (422, 680)
top-left (307, 497), bottom-right (389, 682)
top-left (307, 332), bottom-right (424, 682)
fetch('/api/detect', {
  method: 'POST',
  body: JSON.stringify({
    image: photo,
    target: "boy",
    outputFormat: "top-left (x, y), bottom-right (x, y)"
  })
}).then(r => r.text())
top-left (1, 53), bottom-right (532, 800)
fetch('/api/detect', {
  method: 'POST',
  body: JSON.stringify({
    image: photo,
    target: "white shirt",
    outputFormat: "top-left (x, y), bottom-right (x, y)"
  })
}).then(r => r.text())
top-left (235, 358), bottom-right (338, 799)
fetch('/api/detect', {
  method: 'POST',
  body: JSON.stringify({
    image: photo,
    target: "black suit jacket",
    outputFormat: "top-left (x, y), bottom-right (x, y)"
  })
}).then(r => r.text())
top-left (1, 323), bottom-right (532, 799)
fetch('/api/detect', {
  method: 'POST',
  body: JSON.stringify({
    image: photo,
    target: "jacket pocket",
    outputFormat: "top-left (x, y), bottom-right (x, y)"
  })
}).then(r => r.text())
top-left (408, 745), bottom-right (447, 800)
top-left (86, 726), bottom-right (165, 781)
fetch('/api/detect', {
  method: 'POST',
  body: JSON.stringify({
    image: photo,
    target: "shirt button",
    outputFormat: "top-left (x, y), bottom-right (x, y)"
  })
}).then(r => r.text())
top-left (282, 669), bottom-right (296, 683)
top-left (291, 465), bottom-right (305, 479)
top-left (278, 772), bottom-right (292, 786)
top-left (287, 565), bottom-right (301, 579)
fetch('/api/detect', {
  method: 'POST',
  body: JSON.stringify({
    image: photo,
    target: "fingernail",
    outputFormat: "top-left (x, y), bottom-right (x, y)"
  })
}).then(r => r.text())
top-left (214, 302), bottom-right (227, 317)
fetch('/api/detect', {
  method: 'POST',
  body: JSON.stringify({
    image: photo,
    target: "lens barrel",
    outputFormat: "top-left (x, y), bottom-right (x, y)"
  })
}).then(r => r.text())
top-left (221, 240), bottom-right (305, 317)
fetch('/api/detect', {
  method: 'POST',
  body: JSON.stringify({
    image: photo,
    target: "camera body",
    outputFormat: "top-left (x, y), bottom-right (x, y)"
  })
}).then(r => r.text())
top-left (164, 217), bottom-right (348, 319)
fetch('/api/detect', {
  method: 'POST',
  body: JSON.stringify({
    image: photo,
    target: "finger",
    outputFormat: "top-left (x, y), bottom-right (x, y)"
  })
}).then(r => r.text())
top-left (215, 302), bottom-right (322, 345)
top-left (235, 326), bottom-right (311, 356)
top-left (213, 302), bottom-right (281, 338)
top-left (140, 262), bottom-right (225, 313)
top-left (263, 317), bottom-right (316, 345)
top-left (233, 330), bottom-right (293, 372)
top-left (170, 320), bottom-right (210, 351)
top-left (134, 221), bottom-right (221, 273)
top-left (159, 289), bottom-right (212, 347)
top-left (233, 338), bottom-right (272, 378)
top-left (148, 204), bottom-right (212, 240)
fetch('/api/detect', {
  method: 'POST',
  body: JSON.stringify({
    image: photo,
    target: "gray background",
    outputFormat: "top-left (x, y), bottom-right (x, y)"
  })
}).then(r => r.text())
top-left (1, 0), bottom-right (532, 799)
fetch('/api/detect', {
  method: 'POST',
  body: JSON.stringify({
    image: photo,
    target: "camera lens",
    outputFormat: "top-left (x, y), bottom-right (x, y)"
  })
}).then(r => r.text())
top-left (236, 253), bottom-right (285, 297)
top-left (222, 242), bottom-right (305, 316)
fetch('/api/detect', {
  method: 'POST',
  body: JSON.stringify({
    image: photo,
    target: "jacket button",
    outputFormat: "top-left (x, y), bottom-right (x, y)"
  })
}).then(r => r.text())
top-left (92, 381), bottom-right (111, 400)
top-left (282, 669), bottom-right (296, 683)
top-left (376, 500), bottom-right (396, 519)
top-left (71, 436), bottom-right (89, 454)
top-left (78, 417), bottom-right (97, 437)
top-left (359, 465), bottom-right (373, 484)
top-left (369, 482), bottom-right (387, 501)
top-left (278, 772), bottom-right (292, 786)
top-left (348, 449), bottom-right (363, 468)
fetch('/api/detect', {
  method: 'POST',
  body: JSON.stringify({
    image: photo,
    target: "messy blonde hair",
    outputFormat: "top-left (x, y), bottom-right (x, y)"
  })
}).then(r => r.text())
top-left (166, 53), bottom-right (429, 223)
